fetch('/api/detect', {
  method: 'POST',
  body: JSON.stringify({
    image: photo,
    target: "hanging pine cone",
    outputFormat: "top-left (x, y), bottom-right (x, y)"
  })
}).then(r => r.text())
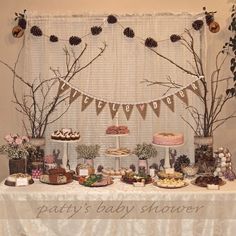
top-left (18, 18), bottom-right (27, 29)
top-left (205, 14), bottom-right (214, 25)
top-left (123, 27), bottom-right (135, 38)
top-left (91, 26), bottom-right (102, 35)
top-left (30, 26), bottom-right (42, 36)
top-left (69, 36), bottom-right (82, 45)
top-left (170, 34), bottom-right (181, 42)
top-left (192, 20), bottom-right (204, 31)
top-left (145, 37), bottom-right (158, 48)
top-left (97, 165), bottom-right (104, 173)
top-left (49, 35), bottom-right (58, 42)
top-left (107, 15), bottom-right (117, 24)
top-left (174, 155), bottom-right (190, 173)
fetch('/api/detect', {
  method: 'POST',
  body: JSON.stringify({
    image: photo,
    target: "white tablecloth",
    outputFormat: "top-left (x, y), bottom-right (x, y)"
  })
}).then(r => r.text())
top-left (1, 178), bottom-right (236, 236)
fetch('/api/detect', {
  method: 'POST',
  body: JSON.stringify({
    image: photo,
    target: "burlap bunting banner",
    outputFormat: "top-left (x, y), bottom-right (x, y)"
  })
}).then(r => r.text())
top-left (57, 77), bottom-right (202, 120)
top-left (149, 100), bottom-right (161, 118)
top-left (163, 95), bottom-right (175, 112)
top-left (69, 89), bottom-right (81, 104)
top-left (81, 95), bottom-right (94, 112)
top-left (57, 81), bottom-right (70, 96)
top-left (122, 104), bottom-right (134, 120)
top-left (136, 103), bottom-right (147, 120)
top-left (95, 100), bottom-right (107, 115)
top-left (176, 88), bottom-right (189, 106)
top-left (109, 103), bottom-right (120, 119)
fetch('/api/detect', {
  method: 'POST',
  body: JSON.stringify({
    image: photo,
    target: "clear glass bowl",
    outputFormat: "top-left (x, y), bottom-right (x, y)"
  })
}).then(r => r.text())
top-left (181, 164), bottom-right (199, 178)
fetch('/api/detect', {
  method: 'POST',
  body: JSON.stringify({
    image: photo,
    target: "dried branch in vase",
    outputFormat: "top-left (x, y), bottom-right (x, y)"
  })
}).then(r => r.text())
top-left (141, 9), bottom-right (236, 137)
top-left (0, 36), bottom-right (106, 138)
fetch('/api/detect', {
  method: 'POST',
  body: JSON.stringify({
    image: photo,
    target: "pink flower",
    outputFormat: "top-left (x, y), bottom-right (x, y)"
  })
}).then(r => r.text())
top-left (22, 136), bottom-right (29, 143)
top-left (15, 138), bottom-right (23, 145)
top-left (4, 134), bottom-right (14, 144)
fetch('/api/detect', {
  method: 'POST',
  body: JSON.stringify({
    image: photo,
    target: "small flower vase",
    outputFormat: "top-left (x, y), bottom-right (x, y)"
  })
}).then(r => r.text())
top-left (9, 158), bottom-right (26, 175)
top-left (84, 159), bottom-right (94, 168)
top-left (194, 136), bottom-right (215, 174)
top-left (138, 159), bottom-right (148, 174)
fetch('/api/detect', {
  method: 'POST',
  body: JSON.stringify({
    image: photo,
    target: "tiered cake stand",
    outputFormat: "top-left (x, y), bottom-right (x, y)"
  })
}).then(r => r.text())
top-left (52, 139), bottom-right (80, 169)
top-left (153, 143), bottom-right (184, 169)
top-left (105, 133), bottom-right (130, 171)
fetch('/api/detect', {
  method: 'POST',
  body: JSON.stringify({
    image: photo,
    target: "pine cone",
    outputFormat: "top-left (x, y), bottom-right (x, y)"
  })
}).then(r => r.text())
top-left (170, 34), bottom-right (181, 42)
top-left (123, 27), bottom-right (135, 38)
top-left (145, 37), bottom-right (158, 48)
top-left (205, 14), bottom-right (214, 25)
top-left (69, 36), bottom-right (82, 46)
top-left (192, 20), bottom-right (204, 31)
top-left (50, 35), bottom-right (58, 42)
top-left (30, 26), bottom-right (42, 36)
top-left (18, 18), bottom-right (27, 29)
top-left (174, 155), bottom-right (190, 173)
top-left (91, 26), bottom-right (102, 35)
top-left (107, 15), bottom-right (117, 24)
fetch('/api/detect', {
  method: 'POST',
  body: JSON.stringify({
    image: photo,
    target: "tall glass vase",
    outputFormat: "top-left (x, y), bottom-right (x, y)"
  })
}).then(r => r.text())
top-left (194, 136), bottom-right (216, 174)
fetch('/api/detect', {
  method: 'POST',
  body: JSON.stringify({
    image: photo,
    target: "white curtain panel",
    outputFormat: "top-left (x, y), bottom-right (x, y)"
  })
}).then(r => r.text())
top-left (23, 13), bottom-right (204, 170)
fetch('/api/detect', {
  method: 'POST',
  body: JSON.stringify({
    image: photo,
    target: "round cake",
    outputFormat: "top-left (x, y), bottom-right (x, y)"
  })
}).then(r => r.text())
top-left (5, 173), bottom-right (33, 186)
top-left (106, 125), bottom-right (129, 135)
top-left (51, 128), bottom-right (80, 141)
top-left (153, 132), bottom-right (184, 146)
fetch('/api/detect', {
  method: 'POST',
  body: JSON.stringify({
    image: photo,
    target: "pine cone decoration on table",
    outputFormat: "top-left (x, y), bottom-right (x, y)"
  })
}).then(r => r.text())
top-left (130, 164), bottom-right (136, 172)
top-left (174, 155), bottom-right (190, 173)
top-left (91, 26), bottom-right (102, 35)
top-left (205, 14), bottom-right (214, 26)
top-left (18, 18), bottom-right (27, 29)
top-left (123, 27), bottom-right (135, 38)
top-left (170, 34), bottom-right (181, 42)
top-left (49, 35), bottom-right (58, 42)
top-left (192, 20), bottom-right (204, 31)
top-left (145, 37), bottom-right (158, 48)
top-left (30, 26), bottom-right (43, 36)
top-left (107, 15), bottom-right (117, 24)
top-left (69, 36), bottom-right (82, 46)
top-left (97, 165), bottom-right (104, 173)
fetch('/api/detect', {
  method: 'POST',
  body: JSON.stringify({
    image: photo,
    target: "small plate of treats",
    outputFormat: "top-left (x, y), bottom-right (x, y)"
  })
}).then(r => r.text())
top-left (51, 128), bottom-right (80, 141)
top-left (5, 173), bottom-right (34, 187)
top-left (106, 125), bottom-right (129, 136)
top-left (40, 167), bottom-right (73, 185)
top-left (121, 171), bottom-right (153, 185)
top-left (191, 175), bottom-right (225, 187)
top-left (102, 167), bottom-right (128, 177)
top-left (154, 178), bottom-right (188, 189)
top-left (78, 174), bottom-right (113, 187)
top-left (157, 171), bottom-right (184, 180)
top-left (105, 147), bottom-right (131, 157)
top-left (152, 132), bottom-right (184, 146)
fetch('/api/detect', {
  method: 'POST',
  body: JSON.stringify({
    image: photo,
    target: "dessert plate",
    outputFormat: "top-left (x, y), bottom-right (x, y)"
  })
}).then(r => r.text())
top-left (153, 181), bottom-right (188, 189)
top-left (4, 179), bottom-right (34, 187)
top-left (191, 180), bottom-right (226, 188)
top-left (39, 175), bottom-right (73, 185)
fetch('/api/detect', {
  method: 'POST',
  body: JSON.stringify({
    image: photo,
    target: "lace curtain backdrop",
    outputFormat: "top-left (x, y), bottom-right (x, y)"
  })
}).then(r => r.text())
top-left (23, 13), bottom-right (204, 170)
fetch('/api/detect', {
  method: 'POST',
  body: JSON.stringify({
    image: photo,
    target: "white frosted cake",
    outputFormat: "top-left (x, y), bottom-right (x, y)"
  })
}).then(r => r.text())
top-left (153, 132), bottom-right (184, 146)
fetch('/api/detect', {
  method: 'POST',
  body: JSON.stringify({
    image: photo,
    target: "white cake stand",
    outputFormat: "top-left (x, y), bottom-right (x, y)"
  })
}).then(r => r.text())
top-left (153, 143), bottom-right (184, 169)
top-left (51, 139), bottom-right (80, 169)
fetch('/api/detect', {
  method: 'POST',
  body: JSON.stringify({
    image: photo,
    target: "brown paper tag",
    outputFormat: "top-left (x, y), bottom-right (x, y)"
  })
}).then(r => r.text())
top-left (188, 81), bottom-right (202, 97)
top-left (136, 103), bottom-right (147, 120)
top-left (163, 95), bottom-right (175, 112)
top-left (81, 95), bottom-right (94, 112)
top-left (57, 81), bottom-right (70, 96)
top-left (149, 100), bottom-right (161, 118)
top-left (95, 100), bottom-right (107, 115)
top-left (109, 103), bottom-right (120, 119)
top-left (69, 89), bottom-right (81, 104)
top-left (122, 104), bottom-right (134, 120)
top-left (176, 88), bottom-right (189, 106)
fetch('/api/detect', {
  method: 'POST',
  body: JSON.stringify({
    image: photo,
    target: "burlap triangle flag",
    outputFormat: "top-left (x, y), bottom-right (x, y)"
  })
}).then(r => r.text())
top-left (69, 89), bottom-right (81, 104)
top-left (95, 99), bottom-right (107, 116)
top-left (57, 80), bottom-right (70, 96)
top-left (149, 100), bottom-right (161, 118)
top-left (136, 103), bottom-right (147, 120)
top-left (109, 103), bottom-right (120, 119)
top-left (188, 81), bottom-right (202, 97)
top-left (122, 104), bottom-right (134, 120)
top-left (163, 95), bottom-right (175, 112)
top-left (81, 95), bottom-right (94, 112)
top-left (176, 88), bottom-right (189, 106)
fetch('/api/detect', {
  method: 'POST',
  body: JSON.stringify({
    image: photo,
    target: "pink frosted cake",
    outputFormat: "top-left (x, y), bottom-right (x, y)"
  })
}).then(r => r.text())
top-left (153, 132), bottom-right (184, 146)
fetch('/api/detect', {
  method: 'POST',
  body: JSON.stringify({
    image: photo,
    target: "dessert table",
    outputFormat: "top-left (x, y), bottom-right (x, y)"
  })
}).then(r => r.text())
top-left (1, 179), bottom-right (236, 236)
